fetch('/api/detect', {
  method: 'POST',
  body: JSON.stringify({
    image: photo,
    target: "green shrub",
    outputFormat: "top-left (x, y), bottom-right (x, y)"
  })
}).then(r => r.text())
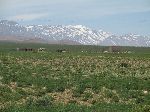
top-left (26, 95), bottom-right (53, 107)
top-left (35, 95), bottom-right (53, 107)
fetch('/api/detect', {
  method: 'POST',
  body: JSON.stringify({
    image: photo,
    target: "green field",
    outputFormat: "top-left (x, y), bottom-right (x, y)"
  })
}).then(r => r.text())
top-left (0, 42), bottom-right (150, 112)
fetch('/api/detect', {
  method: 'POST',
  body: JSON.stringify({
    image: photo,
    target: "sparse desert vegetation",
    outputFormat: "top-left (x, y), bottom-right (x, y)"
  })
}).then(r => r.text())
top-left (0, 42), bottom-right (150, 112)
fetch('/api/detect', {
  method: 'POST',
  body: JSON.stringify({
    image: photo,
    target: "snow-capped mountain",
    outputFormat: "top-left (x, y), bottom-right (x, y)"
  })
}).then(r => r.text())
top-left (0, 20), bottom-right (150, 46)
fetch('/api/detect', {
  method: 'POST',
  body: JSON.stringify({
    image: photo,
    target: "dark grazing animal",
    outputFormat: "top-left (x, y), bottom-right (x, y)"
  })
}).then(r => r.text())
top-left (56, 49), bottom-right (67, 53)
top-left (17, 48), bottom-right (35, 52)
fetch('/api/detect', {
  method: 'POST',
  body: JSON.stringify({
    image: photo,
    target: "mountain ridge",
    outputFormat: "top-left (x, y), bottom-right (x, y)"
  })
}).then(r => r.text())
top-left (0, 20), bottom-right (150, 46)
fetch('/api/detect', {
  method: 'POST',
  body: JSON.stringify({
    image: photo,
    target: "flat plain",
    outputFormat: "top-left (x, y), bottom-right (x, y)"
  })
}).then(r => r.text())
top-left (0, 42), bottom-right (150, 112)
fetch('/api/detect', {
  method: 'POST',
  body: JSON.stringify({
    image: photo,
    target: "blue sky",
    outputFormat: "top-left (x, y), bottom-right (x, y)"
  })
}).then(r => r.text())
top-left (0, 0), bottom-right (150, 35)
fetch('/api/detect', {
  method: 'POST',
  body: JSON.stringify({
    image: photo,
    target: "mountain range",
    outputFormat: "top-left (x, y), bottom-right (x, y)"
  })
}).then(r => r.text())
top-left (0, 20), bottom-right (150, 46)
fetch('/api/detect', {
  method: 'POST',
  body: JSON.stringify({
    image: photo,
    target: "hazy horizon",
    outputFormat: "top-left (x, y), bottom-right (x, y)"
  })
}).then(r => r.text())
top-left (0, 0), bottom-right (150, 35)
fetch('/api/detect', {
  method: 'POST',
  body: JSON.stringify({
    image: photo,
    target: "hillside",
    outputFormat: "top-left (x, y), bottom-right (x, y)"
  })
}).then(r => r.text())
top-left (0, 20), bottom-right (150, 46)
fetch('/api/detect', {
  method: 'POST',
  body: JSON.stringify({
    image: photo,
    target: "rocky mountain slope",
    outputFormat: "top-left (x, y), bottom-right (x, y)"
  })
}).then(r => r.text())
top-left (0, 20), bottom-right (150, 46)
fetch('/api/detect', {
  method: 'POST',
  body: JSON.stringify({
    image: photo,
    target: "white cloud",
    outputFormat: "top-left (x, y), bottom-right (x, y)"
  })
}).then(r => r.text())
top-left (8, 13), bottom-right (48, 21)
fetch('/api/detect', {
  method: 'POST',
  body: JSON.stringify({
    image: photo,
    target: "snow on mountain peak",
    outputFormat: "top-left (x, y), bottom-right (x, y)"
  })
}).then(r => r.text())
top-left (25, 25), bottom-right (34, 31)
top-left (72, 25), bottom-right (88, 29)
top-left (0, 20), bottom-right (150, 46)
